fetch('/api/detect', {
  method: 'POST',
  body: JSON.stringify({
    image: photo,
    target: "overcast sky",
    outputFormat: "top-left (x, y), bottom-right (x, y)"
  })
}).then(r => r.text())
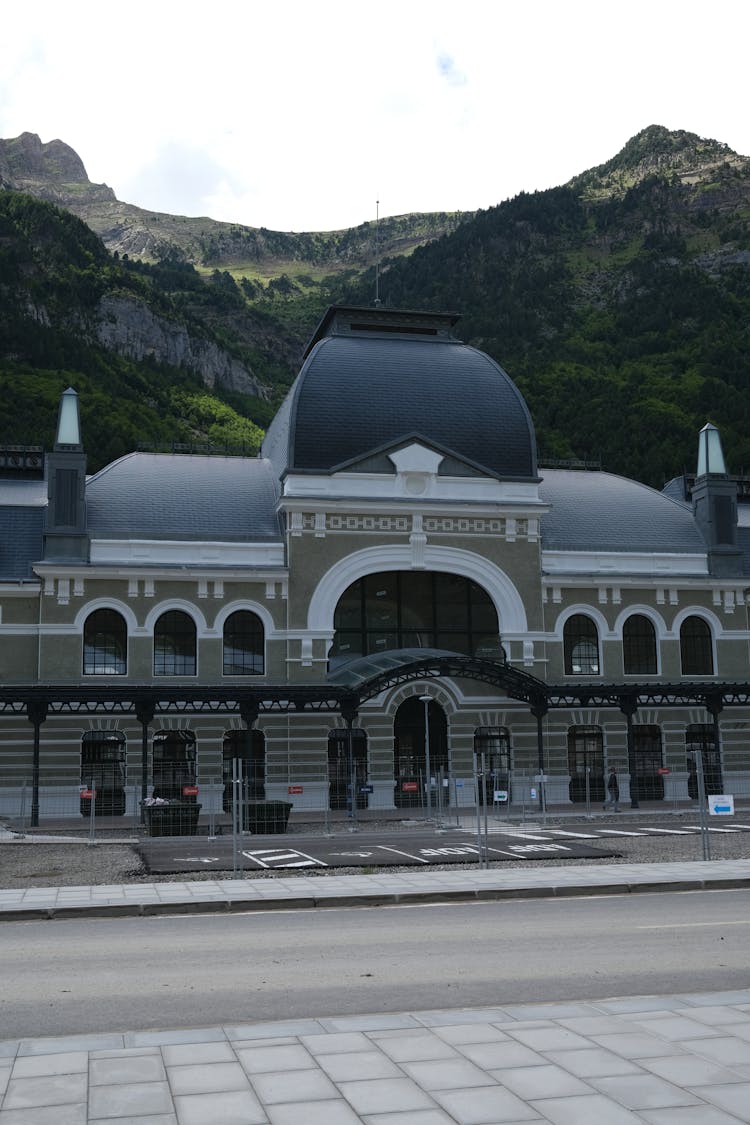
top-left (2, 0), bottom-right (747, 233)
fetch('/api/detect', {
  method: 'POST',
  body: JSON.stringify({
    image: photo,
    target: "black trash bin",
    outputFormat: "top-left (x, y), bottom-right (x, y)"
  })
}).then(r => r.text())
top-left (243, 801), bottom-right (293, 834)
top-left (143, 802), bottom-right (201, 836)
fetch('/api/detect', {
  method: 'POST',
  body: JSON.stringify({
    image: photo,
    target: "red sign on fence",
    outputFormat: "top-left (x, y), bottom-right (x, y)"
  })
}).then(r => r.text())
top-left (79, 788), bottom-right (95, 799)
top-left (402, 782), bottom-right (418, 792)
top-left (657, 768), bottom-right (670, 776)
top-left (288, 785), bottom-right (303, 794)
top-left (182, 785), bottom-right (199, 796)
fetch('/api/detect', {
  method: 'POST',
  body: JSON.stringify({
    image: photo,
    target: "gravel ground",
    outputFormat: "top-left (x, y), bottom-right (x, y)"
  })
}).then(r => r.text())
top-left (1, 821), bottom-right (749, 889)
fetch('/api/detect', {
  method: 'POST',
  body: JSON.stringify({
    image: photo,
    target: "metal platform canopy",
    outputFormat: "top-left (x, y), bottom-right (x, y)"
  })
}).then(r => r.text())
top-left (2, 651), bottom-right (748, 823)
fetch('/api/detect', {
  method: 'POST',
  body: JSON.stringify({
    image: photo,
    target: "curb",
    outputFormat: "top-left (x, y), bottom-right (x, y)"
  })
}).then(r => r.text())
top-left (4, 873), bottom-right (750, 922)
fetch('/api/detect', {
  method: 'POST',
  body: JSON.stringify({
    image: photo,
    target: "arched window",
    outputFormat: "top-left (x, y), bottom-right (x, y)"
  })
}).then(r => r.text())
top-left (623, 614), bottom-right (657, 675)
top-left (563, 615), bottom-right (600, 675)
top-left (83, 609), bottom-right (127, 675)
top-left (329, 571), bottom-right (501, 669)
top-left (680, 616), bottom-right (714, 676)
top-left (154, 610), bottom-right (196, 676)
top-left (223, 611), bottom-right (264, 675)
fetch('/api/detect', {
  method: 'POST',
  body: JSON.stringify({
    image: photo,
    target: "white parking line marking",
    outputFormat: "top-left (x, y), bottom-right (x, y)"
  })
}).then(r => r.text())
top-left (546, 829), bottom-right (600, 839)
top-left (376, 845), bottom-right (429, 864)
top-left (597, 829), bottom-right (648, 837)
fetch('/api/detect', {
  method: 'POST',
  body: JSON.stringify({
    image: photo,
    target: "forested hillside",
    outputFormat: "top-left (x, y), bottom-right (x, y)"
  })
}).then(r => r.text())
top-left (342, 127), bottom-right (750, 486)
top-left (0, 192), bottom-right (289, 467)
top-left (2, 125), bottom-right (749, 487)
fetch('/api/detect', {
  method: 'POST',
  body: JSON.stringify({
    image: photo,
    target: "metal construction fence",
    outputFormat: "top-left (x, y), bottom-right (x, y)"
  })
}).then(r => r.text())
top-left (3, 750), bottom-right (749, 834)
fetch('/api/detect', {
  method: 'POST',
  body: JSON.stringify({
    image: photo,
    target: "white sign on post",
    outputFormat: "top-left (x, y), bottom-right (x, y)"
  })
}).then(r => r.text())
top-left (708, 794), bottom-right (734, 816)
top-left (494, 790), bottom-right (509, 803)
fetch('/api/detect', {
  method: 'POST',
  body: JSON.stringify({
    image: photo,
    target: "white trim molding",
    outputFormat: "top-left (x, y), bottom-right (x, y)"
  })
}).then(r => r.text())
top-left (306, 544), bottom-right (528, 634)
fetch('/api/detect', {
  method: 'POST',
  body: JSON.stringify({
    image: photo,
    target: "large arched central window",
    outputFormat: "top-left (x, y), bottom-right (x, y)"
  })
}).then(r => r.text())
top-left (329, 571), bottom-right (501, 669)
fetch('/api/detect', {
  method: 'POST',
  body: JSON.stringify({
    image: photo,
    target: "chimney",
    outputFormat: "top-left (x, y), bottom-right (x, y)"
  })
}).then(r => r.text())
top-left (692, 422), bottom-right (741, 576)
top-left (44, 388), bottom-right (88, 561)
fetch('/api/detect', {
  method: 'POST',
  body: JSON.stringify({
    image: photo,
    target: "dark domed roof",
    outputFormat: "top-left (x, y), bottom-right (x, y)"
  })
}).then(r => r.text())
top-left (262, 307), bottom-right (537, 480)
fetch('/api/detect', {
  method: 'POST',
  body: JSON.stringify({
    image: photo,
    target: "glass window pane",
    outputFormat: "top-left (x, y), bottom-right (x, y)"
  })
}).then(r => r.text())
top-left (154, 611), bottom-right (196, 676)
top-left (680, 617), bottom-right (713, 675)
top-left (623, 615), bottom-right (657, 675)
top-left (435, 574), bottom-right (468, 628)
top-left (364, 574), bottom-right (399, 630)
top-left (223, 611), bottom-right (264, 675)
top-left (564, 615), bottom-right (600, 675)
top-left (83, 609), bottom-right (127, 675)
top-left (334, 584), bottom-right (363, 630)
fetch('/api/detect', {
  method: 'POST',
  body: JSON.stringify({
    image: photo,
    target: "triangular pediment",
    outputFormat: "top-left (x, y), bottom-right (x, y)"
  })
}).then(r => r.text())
top-left (330, 433), bottom-right (499, 480)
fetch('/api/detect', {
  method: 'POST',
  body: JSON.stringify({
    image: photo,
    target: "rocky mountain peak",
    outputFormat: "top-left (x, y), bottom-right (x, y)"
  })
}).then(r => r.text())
top-left (568, 124), bottom-right (746, 200)
top-left (0, 131), bottom-right (116, 203)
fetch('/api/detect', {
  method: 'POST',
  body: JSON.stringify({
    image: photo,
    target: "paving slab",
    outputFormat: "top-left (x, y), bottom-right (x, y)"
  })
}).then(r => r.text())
top-left (2, 990), bottom-right (750, 1123)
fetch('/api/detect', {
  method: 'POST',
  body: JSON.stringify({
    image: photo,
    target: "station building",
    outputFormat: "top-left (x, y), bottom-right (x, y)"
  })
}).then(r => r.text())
top-left (1, 304), bottom-right (749, 821)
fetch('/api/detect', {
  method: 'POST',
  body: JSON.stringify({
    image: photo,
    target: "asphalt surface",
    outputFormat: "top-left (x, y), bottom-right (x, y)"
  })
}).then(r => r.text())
top-left (137, 827), bottom-right (616, 873)
top-left (136, 818), bottom-right (750, 873)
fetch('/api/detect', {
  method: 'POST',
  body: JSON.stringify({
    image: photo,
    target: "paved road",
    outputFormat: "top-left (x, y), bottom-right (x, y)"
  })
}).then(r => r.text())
top-left (3, 887), bottom-right (749, 1039)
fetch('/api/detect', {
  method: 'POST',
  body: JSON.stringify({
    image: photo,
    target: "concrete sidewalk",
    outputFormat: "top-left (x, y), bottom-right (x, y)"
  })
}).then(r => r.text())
top-left (2, 859), bottom-right (750, 921)
top-left (2, 865), bottom-right (750, 1121)
top-left (2, 989), bottom-right (750, 1124)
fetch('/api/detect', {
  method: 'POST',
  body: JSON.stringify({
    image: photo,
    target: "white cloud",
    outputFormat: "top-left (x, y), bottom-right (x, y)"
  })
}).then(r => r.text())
top-left (1, 0), bottom-right (748, 231)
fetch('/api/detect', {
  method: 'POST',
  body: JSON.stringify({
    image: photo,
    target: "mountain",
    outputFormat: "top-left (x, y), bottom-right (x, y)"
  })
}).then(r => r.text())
top-left (0, 132), bottom-right (464, 270)
top-left (2, 126), bottom-right (750, 487)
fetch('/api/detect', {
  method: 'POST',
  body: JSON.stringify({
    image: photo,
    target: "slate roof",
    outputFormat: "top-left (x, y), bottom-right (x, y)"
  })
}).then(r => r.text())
top-left (539, 469), bottom-right (709, 556)
top-left (0, 479), bottom-right (47, 578)
top-left (263, 334), bottom-right (538, 480)
top-left (86, 453), bottom-right (281, 541)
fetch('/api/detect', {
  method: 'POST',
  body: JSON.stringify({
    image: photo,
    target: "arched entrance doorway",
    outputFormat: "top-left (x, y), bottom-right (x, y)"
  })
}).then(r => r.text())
top-left (393, 697), bottom-right (448, 809)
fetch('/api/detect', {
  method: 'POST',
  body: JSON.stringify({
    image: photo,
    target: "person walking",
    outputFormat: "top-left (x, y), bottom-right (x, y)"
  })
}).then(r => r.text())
top-left (603, 766), bottom-right (620, 811)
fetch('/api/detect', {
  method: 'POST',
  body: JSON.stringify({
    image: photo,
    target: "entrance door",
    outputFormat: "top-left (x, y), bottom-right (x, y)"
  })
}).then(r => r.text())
top-left (634, 725), bottom-right (664, 801)
top-left (223, 729), bottom-right (266, 811)
top-left (568, 726), bottom-right (605, 803)
top-left (686, 724), bottom-right (723, 797)
top-left (474, 727), bottom-right (511, 806)
top-left (81, 731), bottom-right (126, 816)
top-left (152, 731), bottom-right (197, 802)
top-left (328, 729), bottom-right (368, 810)
top-left (393, 698), bottom-right (448, 809)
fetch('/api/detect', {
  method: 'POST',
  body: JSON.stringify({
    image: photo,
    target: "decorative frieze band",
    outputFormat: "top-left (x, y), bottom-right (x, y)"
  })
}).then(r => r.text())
top-left (290, 512), bottom-right (539, 540)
